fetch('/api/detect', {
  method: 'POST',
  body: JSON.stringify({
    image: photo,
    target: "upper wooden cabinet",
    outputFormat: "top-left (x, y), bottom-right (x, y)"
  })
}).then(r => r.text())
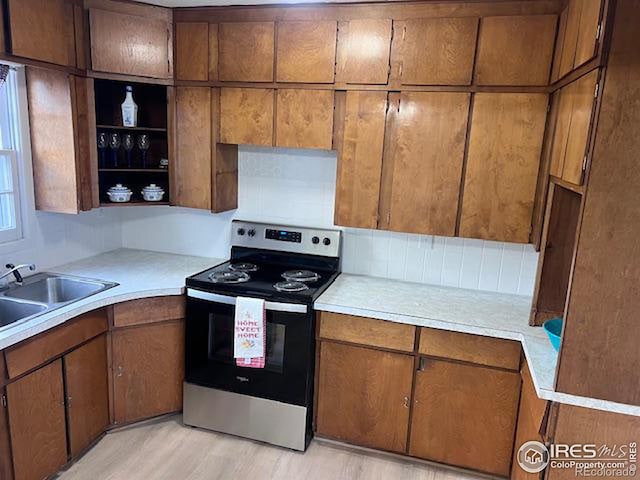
top-left (220, 88), bottom-right (274, 146)
top-left (26, 67), bottom-right (96, 214)
top-left (175, 22), bottom-right (210, 81)
top-left (553, 0), bottom-right (603, 81)
top-left (549, 69), bottom-right (599, 186)
top-left (218, 22), bottom-right (274, 82)
top-left (6, 360), bottom-right (68, 480)
top-left (475, 15), bottom-right (556, 86)
top-left (89, 6), bottom-right (172, 79)
top-left (276, 21), bottom-right (337, 83)
top-left (409, 358), bottom-right (520, 476)
top-left (379, 92), bottom-right (470, 236)
top-left (174, 87), bottom-right (213, 210)
top-left (460, 93), bottom-right (548, 243)
top-left (275, 89), bottom-right (334, 150)
top-left (399, 17), bottom-right (478, 85)
top-left (334, 91), bottom-right (387, 229)
top-left (335, 19), bottom-right (392, 85)
top-left (316, 341), bottom-right (414, 453)
top-left (8, 0), bottom-right (77, 67)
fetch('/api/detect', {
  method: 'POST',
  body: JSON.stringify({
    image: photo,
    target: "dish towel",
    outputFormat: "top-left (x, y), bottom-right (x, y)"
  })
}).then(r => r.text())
top-left (234, 296), bottom-right (266, 369)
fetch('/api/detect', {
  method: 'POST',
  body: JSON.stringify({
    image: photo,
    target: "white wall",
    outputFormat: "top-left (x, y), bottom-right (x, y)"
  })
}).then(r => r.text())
top-left (121, 146), bottom-right (538, 296)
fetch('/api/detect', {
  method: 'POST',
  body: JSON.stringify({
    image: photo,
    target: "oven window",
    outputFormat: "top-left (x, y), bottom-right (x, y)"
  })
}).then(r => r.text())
top-left (208, 314), bottom-right (286, 373)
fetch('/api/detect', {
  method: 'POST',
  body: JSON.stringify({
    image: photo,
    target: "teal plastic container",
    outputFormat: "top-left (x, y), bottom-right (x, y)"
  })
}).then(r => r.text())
top-left (543, 318), bottom-right (563, 352)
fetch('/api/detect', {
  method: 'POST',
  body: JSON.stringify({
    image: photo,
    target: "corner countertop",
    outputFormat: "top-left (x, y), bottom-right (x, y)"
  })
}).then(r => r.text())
top-left (0, 249), bottom-right (224, 351)
top-left (315, 274), bottom-right (640, 418)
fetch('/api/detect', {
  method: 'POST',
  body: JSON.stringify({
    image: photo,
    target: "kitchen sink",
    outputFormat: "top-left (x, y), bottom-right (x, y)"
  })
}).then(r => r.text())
top-left (0, 273), bottom-right (118, 331)
top-left (6, 276), bottom-right (109, 304)
top-left (0, 297), bottom-right (47, 328)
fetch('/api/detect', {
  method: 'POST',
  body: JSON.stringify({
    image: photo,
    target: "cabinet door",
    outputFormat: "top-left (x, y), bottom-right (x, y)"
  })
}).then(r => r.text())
top-left (89, 8), bottom-right (171, 79)
top-left (400, 17), bottom-right (478, 85)
top-left (475, 15), bottom-right (556, 86)
top-left (112, 321), bottom-right (184, 424)
top-left (64, 335), bottom-right (109, 458)
top-left (379, 92), bottom-right (469, 236)
top-left (175, 87), bottom-right (212, 210)
top-left (7, 360), bottom-right (67, 480)
top-left (276, 21), bottom-right (337, 83)
top-left (574, 0), bottom-right (603, 68)
top-left (556, 0), bottom-right (603, 78)
top-left (511, 363), bottom-right (549, 480)
top-left (8, 0), bottom-right (75, 66)
top-left (175, 22), bottom-right (210, 81)
top-left (409, 358), bottom-right (520, 477)
top-left (275, 89), bottom-right (334, 150)
top-left (334, 91), bottom-right (387, 229)
top-left (220, 88), bottom-right (274, 146)
top-left (0, 388), bottom-right (13, 480)
top-left (218, 22), bottom-right (274, 82)
top-left (335, 19), bottom-right (392, 85)
top-left (316, 342), bottom-right (413, 453)
top-left (26, 68), bottom-right (92, 214)
top-left (459, 93), bottom-right (547, 243)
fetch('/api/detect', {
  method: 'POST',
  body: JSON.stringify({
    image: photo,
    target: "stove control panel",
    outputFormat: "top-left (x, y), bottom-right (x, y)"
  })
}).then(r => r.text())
top-left (265, 229), bottom-right (302, 243)
top-left (232, 220), bottom-right (341, 258)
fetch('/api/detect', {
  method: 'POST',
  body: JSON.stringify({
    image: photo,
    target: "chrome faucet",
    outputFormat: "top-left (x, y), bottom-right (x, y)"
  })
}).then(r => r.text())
top-left (1, 263), bottom-right (36, 286)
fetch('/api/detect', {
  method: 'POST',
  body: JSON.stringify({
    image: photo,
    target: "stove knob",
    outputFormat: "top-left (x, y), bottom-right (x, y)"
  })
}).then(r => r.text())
top-left (312, 236), bottom-right (320, 244)
top-left (248, 229), bottom-right (256, 237)
top-left (323, 237), bottom-right (331, 246)
top-left (237, 228), bottom-right (246, 236)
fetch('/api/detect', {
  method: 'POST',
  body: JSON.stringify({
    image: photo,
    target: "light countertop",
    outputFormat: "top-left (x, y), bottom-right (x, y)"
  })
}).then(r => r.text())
top-left (315, 274), bottom-right (640, 417)
top-left (0, 249), bottom-right (223, 350)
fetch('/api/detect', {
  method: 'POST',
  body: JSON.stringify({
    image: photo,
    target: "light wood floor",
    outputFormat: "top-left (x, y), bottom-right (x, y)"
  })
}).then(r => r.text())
top-left (58, 416), bottom-right (489, 480)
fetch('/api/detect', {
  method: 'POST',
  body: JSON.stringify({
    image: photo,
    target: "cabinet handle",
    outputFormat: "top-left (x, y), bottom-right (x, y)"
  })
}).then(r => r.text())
top-left (117, 366), bottom-right (124, 377)
top-left (403, 396), bottom-right (409, 408)
top-left (418, 357), bottom-right (428, 371)
top-left (67, 396), bottom-right (72, 407)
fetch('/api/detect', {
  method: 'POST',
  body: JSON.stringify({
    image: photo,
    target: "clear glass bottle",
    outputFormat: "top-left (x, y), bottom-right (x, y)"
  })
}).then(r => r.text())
top-left (121, 85), bottom-right (138, 127)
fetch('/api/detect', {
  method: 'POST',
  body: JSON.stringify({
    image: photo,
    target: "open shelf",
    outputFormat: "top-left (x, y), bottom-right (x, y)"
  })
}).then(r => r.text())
top-left (97, 125), bottom-right (167, 133)
top-left (100, 201), bottom-right (170, 207)
top-left (98, 168), bottom-right (168, 173)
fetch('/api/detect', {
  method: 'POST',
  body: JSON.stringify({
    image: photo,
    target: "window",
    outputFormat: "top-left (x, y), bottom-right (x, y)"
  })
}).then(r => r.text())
top-left (0, 67), bottom-right (24, 244)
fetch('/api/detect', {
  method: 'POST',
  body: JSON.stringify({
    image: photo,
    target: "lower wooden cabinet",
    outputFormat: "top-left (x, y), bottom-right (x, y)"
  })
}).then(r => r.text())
top-left (64, 335), bottom-right (110, 457)
top-left (316, 341), bottom-right (414, 453)
top-left (408, 358), bottom-right (520, 476)
top-left (0, 387), bottom-right (13, 480)
top-left (6, 360), bottom-right (68, 480)
top-left (111, 320), bottom-right (185, 424)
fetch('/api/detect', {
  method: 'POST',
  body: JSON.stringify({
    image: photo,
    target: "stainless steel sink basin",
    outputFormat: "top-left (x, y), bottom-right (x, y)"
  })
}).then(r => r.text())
top-left (6, 276), bottom-right (108, 304)
top-left (0, 297), bottom-right (47, 328)
top-left (0, 273), bottom-right (118, 331)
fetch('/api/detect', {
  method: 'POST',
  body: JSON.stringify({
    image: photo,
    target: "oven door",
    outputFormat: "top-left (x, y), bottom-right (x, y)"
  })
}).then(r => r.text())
top-left (185, 289), bottom-right (314, 406)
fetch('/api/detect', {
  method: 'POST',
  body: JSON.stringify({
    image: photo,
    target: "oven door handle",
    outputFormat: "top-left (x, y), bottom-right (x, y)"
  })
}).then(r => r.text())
top-left (187, 289), bottom-right (308, 314)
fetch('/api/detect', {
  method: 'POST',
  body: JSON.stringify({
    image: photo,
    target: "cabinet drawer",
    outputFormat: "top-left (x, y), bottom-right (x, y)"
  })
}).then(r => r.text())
top-left (419, 327), bottom-right (520, 371)
top-left (320, 312), bottom-right (415, 352)
top-left (113, 296), bottom-right (185, 328)
top-left (5, 309), bottom-right (108, 379)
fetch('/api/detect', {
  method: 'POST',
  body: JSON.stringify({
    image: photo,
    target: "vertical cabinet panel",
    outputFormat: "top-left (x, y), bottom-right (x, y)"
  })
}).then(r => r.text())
top-left (409, 359), bottom-right (520, 477)
top-left (175, 22), bottom-right (210, 81)
top-left (219, 88), bottom-right (274, 147)
top-left (7, 360), bottom-right (67, 480)
top-left (8, 0), bottom-right (75, 67)
top-left (175, 87), bottom-right (212, 210)
top-left (334, 91), bottom-right (387, 229)
top-left (400, 17), bottom-right (478, 85)
top-left (64, 335), bottom-right (109, 458)
top-left (276, 21), bottom-right (337, 83)
top-left (316, 342), bottom-right (413, 453)
top-left (26, 67), bottom-right (82, 214)
top-left (0, 387), bottom-right (13, 480)
top-left (380, 92), bottom-right (470, 236)
top-left (275, 89), bottom-right (334, 150)
top-left (475, 15), bottom-right (556, 86)
top-left (335, 19), bottom-right (392, 85)
top-left (460, 93), bottom-right (548, 243)
top-left (89, 8), bottom-right (172, 79)
top-left (218, 22), bottom-right (274, 82)
top-left (112, 321), bottom-right (185, 424)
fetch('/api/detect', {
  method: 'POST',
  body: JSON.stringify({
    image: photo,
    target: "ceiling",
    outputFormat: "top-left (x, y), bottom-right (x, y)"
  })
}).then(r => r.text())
top-left (136, 0), bottom-right (378, 6)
